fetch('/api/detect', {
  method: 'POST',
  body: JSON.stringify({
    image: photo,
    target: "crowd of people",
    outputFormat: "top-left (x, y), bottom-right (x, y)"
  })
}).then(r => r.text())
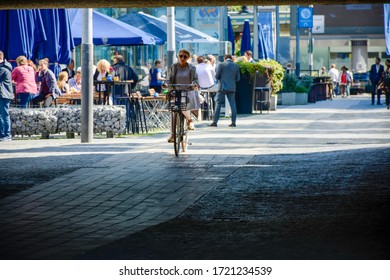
top-left (324, 58), bottom-right (390, 109)
top-left (2, 47), bottom-right (388, 142)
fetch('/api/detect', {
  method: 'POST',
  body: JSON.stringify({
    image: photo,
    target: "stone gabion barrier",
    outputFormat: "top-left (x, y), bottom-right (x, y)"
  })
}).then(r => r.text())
top-left (10, 108), bottom-right (58, 136)
top-left (10, 106), bottom-right (126, 136)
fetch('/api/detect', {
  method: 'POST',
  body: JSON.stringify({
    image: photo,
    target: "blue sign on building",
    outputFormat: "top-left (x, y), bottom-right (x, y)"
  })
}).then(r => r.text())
top-left (298, 7), bottom-right (313, 28)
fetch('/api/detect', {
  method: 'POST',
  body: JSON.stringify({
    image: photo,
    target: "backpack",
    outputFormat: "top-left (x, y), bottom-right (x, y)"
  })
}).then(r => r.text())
top-left (383, 71), bottom-right (390, 87)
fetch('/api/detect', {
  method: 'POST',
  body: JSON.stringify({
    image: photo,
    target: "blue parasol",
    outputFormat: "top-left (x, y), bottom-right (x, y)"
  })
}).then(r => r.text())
top-left (240, 19), bottom-right (251, 56)
top-left (227, 15), bottom-right (235, 55)
top-left (0, 9), bottom-right (74, 65)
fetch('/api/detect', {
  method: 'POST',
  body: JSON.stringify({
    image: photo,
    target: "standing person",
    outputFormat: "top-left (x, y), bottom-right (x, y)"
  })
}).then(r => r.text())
top-left (206, 54), bottom-right (217, 72)
top-left (149, 59), bottom-right (165, 94)
top-left (94, 59), bottom-right (110, 104)
top-left (338, 66), bottom-right (351, 98)
top-left (0, 50), bottom-right (14, 141)
top-left (33, 59), bottom-right (60, 107)
top-left (346, 67), bottom-right (353, 98)
top-left (196, 56), bottom-right (216, 89)
top-left (62, 59), bottom-right (75, 81)
top-left (377, 58), bottom-right (390, 110)
top-left (369, 57), bottom-right (384, 105)
top-left (166, 49), bottom-right (200, 143)
top-left (196, 56), bottom-right (216, 119)
top-left (11, 55), bottom-right (38, 108)
top-left (328, 64), bottom-right (339, 97)
top-left (208, 54), bottom-right (241, 127)
top-left (112, 55), bottom-right (138, 105)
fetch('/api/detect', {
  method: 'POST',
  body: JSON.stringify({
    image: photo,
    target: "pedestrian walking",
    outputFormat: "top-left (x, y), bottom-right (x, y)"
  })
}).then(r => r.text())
top-left (339, 66), bottom-right (352, 98)
top-left (369, 57), bottom-right (384, 105)
top-left (328, 64), bottom-right (339, 97)
top-left (377, 58), bottom-right (390, 110)
top-left (208, 54), bottom-right (240, 127)
top-left (0, 50), bottom-right (14, 141)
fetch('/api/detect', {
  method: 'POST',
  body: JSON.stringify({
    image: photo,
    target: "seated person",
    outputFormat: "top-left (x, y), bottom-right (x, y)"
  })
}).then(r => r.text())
top-left (57, 72), bottom-right (70, 95)
top-left (68, 70), bottom-right (82, 93)
top-left (33, 59), bottom-right (60, 107)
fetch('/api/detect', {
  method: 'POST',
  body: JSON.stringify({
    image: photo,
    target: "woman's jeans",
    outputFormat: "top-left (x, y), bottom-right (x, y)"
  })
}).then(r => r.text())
top-left (18, 92), bottom-right (36, 108)
top-left (0, 97), bottom-right (12, 139)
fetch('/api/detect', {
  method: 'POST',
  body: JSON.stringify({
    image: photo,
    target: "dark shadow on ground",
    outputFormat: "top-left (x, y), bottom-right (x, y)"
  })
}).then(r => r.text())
top-left (76, 147), bottom-right (390, 260)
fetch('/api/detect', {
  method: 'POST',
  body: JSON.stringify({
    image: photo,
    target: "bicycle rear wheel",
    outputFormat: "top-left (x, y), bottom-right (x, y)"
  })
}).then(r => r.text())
top-left (173, 112), bottom-right (182, 156)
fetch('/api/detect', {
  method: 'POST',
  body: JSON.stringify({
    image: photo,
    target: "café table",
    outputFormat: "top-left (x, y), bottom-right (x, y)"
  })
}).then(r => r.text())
top-left (142, 95), bottom-right (170, 131)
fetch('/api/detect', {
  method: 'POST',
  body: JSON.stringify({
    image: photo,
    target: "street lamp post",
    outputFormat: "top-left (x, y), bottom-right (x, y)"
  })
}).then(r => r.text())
top-left (167, 7), bottom-right (176, 70)
top-left (81, 8), bottom-right (93, 143)
top-left (296, 5), bottom-right (300, 77)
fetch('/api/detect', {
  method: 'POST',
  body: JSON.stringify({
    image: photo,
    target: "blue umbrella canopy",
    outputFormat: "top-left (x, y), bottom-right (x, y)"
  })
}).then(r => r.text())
top-left (68, 9), bottom-right (162, 46)
top-left (227, 15), bottom-right (235, 55)
top-left (118, 12), bottom-right (217, 43)
top-left (38, 9), bottom-right (74, 65)
top-left (0, 10), bottom-right (9, 55)
top-left (240, 19), bottom-right (251, 56)
top-left (0, 9), bottom-right (73, 65)
top-left (258, 23), bottom-right (269, 60)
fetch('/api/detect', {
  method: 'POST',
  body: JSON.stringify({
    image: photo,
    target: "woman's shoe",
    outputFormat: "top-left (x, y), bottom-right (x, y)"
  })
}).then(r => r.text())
top-left (167, 135), bottom-right (174, 143)
top-left (187, 120), bottom-right (195, 130)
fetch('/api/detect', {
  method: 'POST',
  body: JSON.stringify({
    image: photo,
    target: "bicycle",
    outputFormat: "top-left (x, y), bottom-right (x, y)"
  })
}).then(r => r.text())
top-left (166, 83), bottom-right (194, 156)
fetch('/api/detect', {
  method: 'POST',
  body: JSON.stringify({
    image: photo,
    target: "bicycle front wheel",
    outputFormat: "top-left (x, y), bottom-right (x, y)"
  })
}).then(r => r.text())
top-left (173, 112), bottom-right (182, 156)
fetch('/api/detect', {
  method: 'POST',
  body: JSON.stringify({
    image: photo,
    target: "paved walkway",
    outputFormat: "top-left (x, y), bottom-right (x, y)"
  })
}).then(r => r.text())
top-left (0, 95), bottom-right (389, 259)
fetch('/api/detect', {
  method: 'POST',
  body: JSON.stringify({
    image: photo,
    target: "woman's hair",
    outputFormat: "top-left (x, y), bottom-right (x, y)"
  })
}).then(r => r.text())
top-left (97, 59), bottom-right (110, 72)
top-left (235, 55), bottom-right (247, 62)
top-left (154, 59), bottom-right (162, 66)
top-left (57, 71), bottom-right (68, 90)
top-left (27, 60), bottom-right (37, 71)
top-left (178, 49), bottom-right (191, 58)
top-left (16, 56), bottom-right (28, 66)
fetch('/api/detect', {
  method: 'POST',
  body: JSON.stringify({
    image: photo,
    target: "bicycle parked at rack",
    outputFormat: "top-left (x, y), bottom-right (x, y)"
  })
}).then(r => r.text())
top-left (166, 83), bottom-right (195, 156)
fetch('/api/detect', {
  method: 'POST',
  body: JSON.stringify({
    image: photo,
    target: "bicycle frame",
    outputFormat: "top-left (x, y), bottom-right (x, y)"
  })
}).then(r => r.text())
top-left (166, 84), bottom-right (194, 156)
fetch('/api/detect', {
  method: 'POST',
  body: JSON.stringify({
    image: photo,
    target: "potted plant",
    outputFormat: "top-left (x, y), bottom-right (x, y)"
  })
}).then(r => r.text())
top-left (235, 59), bottom-right (284, 113)
top-left (295, 75), bottom-right (312, 105)
top-left (278, 73), bottom-right (298, 105)
top-left (278, 73), bottom-right (312, 105)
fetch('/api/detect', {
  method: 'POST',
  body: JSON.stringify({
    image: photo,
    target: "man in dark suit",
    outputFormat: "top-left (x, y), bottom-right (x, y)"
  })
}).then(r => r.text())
top-left (208, 54), bottom-right (240, 127)
top-left (369, 57), bottom-right (384, 105)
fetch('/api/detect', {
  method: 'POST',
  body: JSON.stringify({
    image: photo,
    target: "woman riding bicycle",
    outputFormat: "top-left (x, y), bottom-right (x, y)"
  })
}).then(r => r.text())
top-left (166, 49), bottom-right (200, 143)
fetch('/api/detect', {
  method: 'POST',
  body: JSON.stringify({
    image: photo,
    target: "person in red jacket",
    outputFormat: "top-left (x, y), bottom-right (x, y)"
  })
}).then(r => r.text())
top-left (11, 56), bottom-right (38, 108)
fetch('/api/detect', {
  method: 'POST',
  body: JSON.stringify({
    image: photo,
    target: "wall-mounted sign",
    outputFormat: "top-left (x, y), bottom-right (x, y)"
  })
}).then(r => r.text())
top-left (312, 15), bottom-right (325, 34)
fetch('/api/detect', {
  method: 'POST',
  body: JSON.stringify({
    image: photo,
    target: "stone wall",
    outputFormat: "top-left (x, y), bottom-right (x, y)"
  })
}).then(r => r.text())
top-left (10, 106), bottom-right (126, 136)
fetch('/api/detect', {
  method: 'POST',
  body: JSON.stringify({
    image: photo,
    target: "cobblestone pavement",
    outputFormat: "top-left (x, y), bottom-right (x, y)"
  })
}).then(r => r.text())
top-left (0, 95), bottom-right (389, 259)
